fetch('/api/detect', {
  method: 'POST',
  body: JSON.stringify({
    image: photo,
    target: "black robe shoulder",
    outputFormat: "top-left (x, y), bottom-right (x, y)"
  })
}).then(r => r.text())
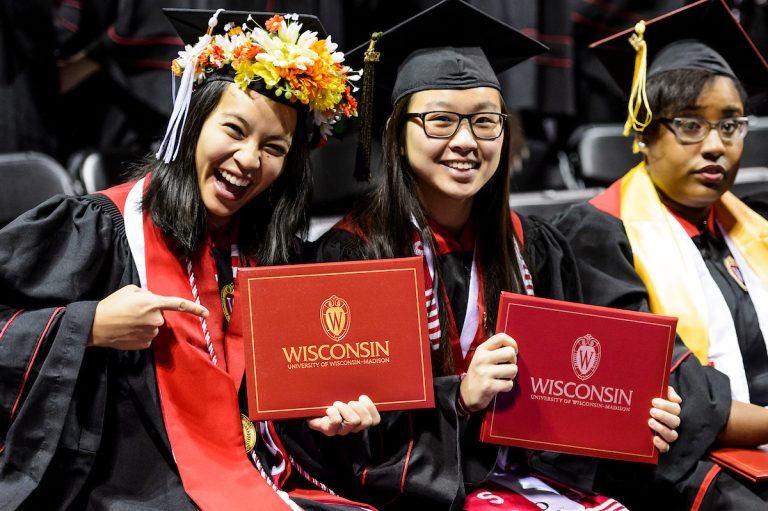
top-left (553, 201), bottom-right (768, 509)
top-left (0, 195), bottom-right (357, 511)
top-left (0, 194), bottom-right (198, 510)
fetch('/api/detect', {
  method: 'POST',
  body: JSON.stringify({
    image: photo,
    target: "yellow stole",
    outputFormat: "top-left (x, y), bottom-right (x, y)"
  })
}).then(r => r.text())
top-left (620, 163), bottom-right (768, 363)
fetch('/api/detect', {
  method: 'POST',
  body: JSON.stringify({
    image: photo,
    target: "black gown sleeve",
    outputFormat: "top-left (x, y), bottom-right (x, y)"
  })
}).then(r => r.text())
top-left (553, 202), bottom-right (740, 508)
top-left (518, 214), bottom-right (583, 302)
top-left (0, 195), bottom-right (138, 509)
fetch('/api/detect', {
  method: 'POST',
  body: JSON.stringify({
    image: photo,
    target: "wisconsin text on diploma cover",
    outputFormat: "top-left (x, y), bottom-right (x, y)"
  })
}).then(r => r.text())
top-left (530, 377), bottom-right (634, 412)
top-left (282, 340), bottom-right (391, 369)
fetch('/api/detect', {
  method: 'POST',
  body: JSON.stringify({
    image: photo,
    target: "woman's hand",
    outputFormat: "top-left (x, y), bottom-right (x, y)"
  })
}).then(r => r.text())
top-left (89, 285), bottom-right (209, 350)
top-left (650, 386), bottom-right (682, 453)
top-left (460, 333), bottom-right (518, 413)
top-left (306, 395), bottom-right (381, 436)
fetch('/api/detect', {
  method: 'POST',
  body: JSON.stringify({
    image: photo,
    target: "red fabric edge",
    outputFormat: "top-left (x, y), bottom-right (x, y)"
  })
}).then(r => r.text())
top-left (691, 464), bottom-right (722, 511)
top-left (9, 307), bottom-right (64, 420)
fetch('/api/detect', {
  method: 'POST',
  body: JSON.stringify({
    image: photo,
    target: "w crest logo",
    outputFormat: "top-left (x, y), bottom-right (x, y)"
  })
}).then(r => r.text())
top-left (320, 295), bottom-right (351, 341)
top-left (571, 334), bottom-right (601, 381)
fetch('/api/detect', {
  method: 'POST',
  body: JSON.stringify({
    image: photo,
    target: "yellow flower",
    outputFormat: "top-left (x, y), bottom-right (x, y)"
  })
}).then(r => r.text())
top-left (252, 61), bottom-right (282, 88)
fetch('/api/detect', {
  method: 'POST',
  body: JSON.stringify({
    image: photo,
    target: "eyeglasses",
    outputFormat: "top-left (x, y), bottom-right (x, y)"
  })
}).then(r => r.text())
top-left (658, 117), bottom-right (750, 144)
top-left (405, 111), bottom-right (508, 140)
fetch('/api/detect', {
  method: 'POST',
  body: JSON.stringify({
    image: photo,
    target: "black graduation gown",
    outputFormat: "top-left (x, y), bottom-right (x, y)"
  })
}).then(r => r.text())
top-left (554, 201), bottom-right (768, 510)
top-left (0, 194), bottom-right (363, 511)
top-left (281, 214), bottom-right (596, 510)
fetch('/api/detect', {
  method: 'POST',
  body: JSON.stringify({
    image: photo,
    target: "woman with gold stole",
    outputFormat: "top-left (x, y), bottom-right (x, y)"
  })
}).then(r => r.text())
top-left (0, 8), bottom-right (380, 511)
top-left (275, 1), bottom-right (683, 509)
top-left (555, 0), bottom-right (768, 507)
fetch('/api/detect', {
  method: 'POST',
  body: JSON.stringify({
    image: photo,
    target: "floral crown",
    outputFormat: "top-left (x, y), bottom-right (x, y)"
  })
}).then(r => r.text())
top-left (157, 11), bottom-right (360, 163)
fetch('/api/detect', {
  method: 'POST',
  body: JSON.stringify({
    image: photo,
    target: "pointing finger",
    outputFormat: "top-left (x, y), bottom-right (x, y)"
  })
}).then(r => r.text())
top-left (154, 295), bottom-right (209, 317)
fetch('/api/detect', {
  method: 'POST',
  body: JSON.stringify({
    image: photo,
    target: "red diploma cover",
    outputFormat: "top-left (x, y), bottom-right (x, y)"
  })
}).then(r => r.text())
top-left (480, 293), bottom-right (676, 463)
top-left (709, 447), bottom-right (768, 482)
top-left (239, 256), bottom-right (434, 420)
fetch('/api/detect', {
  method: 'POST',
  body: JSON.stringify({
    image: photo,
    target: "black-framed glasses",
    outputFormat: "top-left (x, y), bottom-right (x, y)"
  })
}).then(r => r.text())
top-left (405, 111), bottom-right (508, 140)
top-left (658, 116), bottom-right (750, 144)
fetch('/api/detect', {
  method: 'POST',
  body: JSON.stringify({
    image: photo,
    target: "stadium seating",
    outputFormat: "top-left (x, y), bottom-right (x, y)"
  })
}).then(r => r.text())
top-left (0, 151), bottom-right (75, 228)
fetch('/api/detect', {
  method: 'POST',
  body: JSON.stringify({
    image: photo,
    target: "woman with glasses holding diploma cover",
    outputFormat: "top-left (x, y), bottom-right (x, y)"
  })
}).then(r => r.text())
top-left (0, 7), bottom-right (382, 511)
top-left (555, 0), bottom-right (768, 507)
top-left (276, 1), bottom-right (684, 509)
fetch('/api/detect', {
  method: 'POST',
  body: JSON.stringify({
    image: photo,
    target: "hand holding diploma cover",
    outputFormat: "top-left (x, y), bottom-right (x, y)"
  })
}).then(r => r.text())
top-left (239, 256), bottom-right (434, 420)
top-left (480, 293), bottom-right (676, 463)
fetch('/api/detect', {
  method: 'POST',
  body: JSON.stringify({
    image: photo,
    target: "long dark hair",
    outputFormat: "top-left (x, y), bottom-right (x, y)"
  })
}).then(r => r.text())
top-left (134, 80), bottom-right (311, 265)
top-left (350, 92), bottom-right (525, 375)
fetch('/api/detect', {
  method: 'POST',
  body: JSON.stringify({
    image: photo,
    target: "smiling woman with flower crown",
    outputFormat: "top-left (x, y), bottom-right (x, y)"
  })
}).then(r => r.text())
top-left (0, 8), bottom-right (377, 511)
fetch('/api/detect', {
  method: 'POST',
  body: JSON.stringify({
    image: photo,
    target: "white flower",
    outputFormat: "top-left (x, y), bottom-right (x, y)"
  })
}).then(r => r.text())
top-left (324, 35), bottom-right (338, 53)
top-left (278, 20), bottom-right (301, 45)
top-left (176, 44), bottom-right (196, 63)
top-left (297, 29), bottom-right (318, 49)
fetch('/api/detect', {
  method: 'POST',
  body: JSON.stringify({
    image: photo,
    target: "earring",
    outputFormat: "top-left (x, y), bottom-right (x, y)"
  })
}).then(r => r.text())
top-left (637, 141), bottom-right (646, 148)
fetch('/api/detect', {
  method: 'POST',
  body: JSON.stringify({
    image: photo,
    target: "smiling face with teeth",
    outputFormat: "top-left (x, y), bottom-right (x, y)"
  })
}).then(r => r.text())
top-left (195, 82), bottom-right (296, 229)
top-left (404, 87), bottom-right (504, 230)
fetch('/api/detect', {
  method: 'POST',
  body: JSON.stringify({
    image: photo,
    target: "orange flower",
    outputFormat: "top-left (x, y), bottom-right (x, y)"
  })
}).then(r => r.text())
top-left (196, 50), bottom-right (210, 69)
top-left (265, 15), bottom-right (284, 33)
top-left (311, 40), bottom-right (331, 61)
top-left (342, 87), bottom-right (358, 117)
top-left (171, 59), bottom-right (183, 77)
top-left (209, 44), bottom-right (225, 62)
top-left (231, 42), bottom-right (263, 67)
top-left (244, 44), bottom-right (263, 60)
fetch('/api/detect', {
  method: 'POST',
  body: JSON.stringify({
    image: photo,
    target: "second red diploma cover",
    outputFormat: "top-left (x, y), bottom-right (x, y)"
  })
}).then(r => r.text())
top-left (480, 293), bottom-right (676, 463)
top-left (239, 256), bottom-right (434, 420)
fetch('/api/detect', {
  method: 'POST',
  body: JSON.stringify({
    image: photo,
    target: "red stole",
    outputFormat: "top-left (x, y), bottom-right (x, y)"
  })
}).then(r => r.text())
top-left (101, 180), bottom-right (292, 510)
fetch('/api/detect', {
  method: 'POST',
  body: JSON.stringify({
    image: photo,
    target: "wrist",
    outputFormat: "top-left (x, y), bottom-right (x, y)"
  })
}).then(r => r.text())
top-left (457, 372), bottom-right (472, 418)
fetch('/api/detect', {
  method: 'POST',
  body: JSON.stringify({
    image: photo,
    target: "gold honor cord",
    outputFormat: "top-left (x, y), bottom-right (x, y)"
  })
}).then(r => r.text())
top-left (624, 21), bottom-right (652, 153)
top-left (354, 32), bottom-right (382, 182)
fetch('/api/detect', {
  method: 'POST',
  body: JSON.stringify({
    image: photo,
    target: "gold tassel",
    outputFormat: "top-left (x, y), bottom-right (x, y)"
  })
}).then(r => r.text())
top-left (624, 21), bottom-right (652, 153)
top-left (354, 32), bottom-right (381, 182)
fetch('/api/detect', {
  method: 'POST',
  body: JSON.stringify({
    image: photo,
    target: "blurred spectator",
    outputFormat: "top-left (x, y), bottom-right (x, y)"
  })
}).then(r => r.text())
top-left (53, 0), bottom-right (345, 170)
top-left (0, 1), bottom-right (59, 155)
top-left (55, 0), bottom-right (186, 165)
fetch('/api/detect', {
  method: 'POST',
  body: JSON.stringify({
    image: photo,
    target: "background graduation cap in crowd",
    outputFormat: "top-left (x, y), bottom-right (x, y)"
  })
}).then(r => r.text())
top-left (346, 0), bottom-right (548, 181)
top-left (589, 0), bottom-right (768, 146)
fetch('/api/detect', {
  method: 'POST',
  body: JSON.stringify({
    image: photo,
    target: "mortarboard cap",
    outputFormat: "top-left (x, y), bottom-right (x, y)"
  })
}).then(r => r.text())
top-left (588, 0), bottom-right (768, 145)
top-left (347, 0), bottom-right (548, 180)
top-left (163, 8), bottom-right (326, 45)
top-left (155, 8), bottom-right (359, 163)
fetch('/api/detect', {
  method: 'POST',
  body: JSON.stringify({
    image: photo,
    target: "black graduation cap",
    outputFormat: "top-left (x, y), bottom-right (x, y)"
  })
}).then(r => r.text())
top-left (163, 8), bottom-right (327, 45)
top-left (346, 0), bottom-right (548, 180)
top-left (589, 0), bottom-right (768, 97)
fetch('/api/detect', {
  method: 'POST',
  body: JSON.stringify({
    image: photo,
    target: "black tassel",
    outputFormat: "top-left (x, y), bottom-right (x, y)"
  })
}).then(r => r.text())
top-left (354, 32), bottom-right (381, 183)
